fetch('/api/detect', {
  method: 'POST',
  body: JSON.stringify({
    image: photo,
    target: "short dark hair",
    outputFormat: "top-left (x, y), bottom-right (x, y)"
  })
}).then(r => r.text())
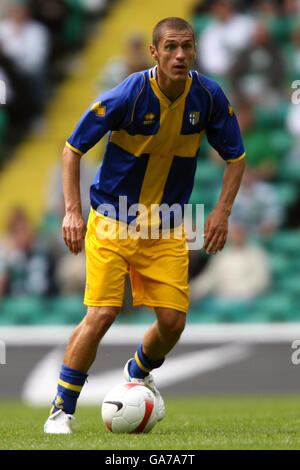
top-left (152, 17), bottom-right (195, 49)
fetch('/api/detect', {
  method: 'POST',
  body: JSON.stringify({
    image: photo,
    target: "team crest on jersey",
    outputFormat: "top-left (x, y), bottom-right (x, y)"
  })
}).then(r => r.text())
top-left (143, 113), bottom-right (156, 125)
top-left (189, 111), bottom-right (200, 126)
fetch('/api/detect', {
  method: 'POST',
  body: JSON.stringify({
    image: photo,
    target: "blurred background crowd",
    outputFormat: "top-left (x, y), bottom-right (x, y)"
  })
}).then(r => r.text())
top-left (0, 0), bottom-right (300, 325)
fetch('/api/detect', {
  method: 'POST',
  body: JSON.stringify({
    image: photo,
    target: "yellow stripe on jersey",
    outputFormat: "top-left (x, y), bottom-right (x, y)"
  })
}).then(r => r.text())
top-left (138, 77), bottom-right (200, 211)
top-left (58, 379), bottom-right (83, 393)
top-left (226, 152), bottom-right (246, 163)
top-left (110, 76), bottom-right (204, 219)
top-left (134, 351), bottom-right (152, 373)
top-left (65, 141), bottom-right (83, 156)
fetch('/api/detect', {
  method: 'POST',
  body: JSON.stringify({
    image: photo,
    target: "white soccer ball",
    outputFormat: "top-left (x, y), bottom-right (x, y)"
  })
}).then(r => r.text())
top-left (101, 382), bottom-right (158, 433)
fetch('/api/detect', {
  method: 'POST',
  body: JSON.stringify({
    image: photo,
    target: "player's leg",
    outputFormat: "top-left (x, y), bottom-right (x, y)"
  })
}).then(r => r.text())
top-left (124, 231), bottom-right (189, 419)
top-left (45, 211), bottom-right (129, 432)
top-left (123, 307), bottom-right (186, 421)
top-left (142, 307), bottom-right (186, 360)
top-left (63, 306), bottom-right (120, 372)
top-left (126, 307), bottom-right (186, 377)
top-left (44, 306), bottom-right (120, 433)
top-left (126, 307), bottom-right (185, 380)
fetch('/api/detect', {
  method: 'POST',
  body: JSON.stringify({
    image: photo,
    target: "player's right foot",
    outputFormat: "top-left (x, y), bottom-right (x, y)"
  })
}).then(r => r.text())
top-left (123, 358), bottom-right (165, 421)
top-left (44, 409), bottom-right (75, 434)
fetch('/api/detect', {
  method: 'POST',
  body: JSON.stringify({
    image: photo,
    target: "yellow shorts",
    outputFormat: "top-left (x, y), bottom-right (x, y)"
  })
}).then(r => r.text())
top-left (84, 208), bottom-right (189, 313)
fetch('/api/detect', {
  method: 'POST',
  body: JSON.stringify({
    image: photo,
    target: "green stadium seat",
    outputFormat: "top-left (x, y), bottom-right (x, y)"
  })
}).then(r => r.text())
top-left (189, 187), bottom-right (215, 207)
top-left (0, 295), bottom-right (45, 325)
top-left (253, 292), bottom-right (294, 322)
top-left (48, 295), bottom-right (85, 324)
top-left (275, 275), bottom-right (300, 298)
top-left (187, 308), bottom-right (225, 324)
top-left (280, 162), bottom-right (300, 182)
top-left (0, 108), bottom-right (8, 149)
top-left (242, 310), bottom-right (277, 323)
top-left (284, 306), bottom-right (300, 322)
top-left (269, 129), bottom-right (293, 160)
top-left (273, 183), bottom-right (297, 208)
top-left (189, 298), bottom-right (251, 323)
top-left (267, 230), bottom-right (300, 256)
top-left (268, 253), bottom-right (292, 280)
top-left (254, 102), bottom-right (289, 129)
top-left (194, 161), bottom-right (222, 186)
top-left (192, 14), bottom-right (213, 36)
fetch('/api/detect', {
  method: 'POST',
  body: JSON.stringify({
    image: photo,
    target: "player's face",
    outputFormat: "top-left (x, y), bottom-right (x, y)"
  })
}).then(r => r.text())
top-left (150, 29), bottom-right (196, 82)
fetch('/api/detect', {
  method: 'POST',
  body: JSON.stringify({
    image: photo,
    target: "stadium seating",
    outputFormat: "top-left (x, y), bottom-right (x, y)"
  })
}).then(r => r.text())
top-left (0, 1), bottom-right (300, 326)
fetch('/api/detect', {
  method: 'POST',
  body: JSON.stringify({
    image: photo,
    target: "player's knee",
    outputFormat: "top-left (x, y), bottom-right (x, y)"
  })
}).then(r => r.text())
top-left (83, 306), bottom-right (119, 338)
top-left (170, 316), bottom-right (186, 339)
top-left (157, 310), bottom-right (186, 339)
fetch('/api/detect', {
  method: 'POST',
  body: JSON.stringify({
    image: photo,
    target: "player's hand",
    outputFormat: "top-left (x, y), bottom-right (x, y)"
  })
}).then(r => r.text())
top-left (62, 211), bottom-right (86, 255)
top-left (202, 207), bottom-right (229, 255)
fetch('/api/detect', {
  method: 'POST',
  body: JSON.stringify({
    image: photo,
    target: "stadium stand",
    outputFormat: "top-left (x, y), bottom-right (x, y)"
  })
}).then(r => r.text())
top-left (0, 0), bottom-right (300, 325)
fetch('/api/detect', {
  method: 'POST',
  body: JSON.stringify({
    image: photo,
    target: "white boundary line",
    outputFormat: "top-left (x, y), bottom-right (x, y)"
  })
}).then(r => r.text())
top-left (1, 323), bottom-right (300, 345)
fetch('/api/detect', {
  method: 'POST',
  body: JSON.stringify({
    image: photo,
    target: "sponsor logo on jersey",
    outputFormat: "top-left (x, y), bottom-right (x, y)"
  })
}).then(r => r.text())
top-left (143, 113), bottom-right (156, 125)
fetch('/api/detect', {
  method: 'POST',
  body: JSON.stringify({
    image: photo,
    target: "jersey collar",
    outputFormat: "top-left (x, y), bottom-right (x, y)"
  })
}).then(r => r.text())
top-left (149, 66), bottom-right (192, 110)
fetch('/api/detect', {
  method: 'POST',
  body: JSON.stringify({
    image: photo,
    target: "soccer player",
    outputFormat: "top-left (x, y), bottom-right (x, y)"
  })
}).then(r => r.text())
top-left (44, 17), bottom-right (245, 433)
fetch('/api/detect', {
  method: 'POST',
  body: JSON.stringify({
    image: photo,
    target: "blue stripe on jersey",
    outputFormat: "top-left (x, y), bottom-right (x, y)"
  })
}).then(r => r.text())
top-left (161, 155), bottom-right (198, 206)
top-left (90, 141), bottom-right (150, 220)
top-left (159, 155), bottom-right (198, 227)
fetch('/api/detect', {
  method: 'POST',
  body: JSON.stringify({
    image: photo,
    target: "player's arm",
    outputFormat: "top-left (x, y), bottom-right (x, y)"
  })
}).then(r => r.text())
top-left (202, 158), bottom-right (245, 254)
top-left (204, 83), bottom-right (246, 254)
top-left (61, 73), bottom-right (145, 254)
top-left (61, 145), bottom-right (86, 255)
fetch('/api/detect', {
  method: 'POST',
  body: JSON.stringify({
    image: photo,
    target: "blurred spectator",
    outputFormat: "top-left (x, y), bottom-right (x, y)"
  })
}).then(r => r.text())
top-left (97, 32), bottom-right (152, 93)
top-left (29, 0), bottom-right (69, 37)
top-left (230, 168), bottom-right (283, 238)
top-left (29, 0), bottom-right (98, 56)
top-left (0, 1), bottom-right (49, 127)
top-left (232, 98), bottom-right (288, 179)
top-left (229, 21), bottom-right (285, 106)
top-left (0, 1), bottom-right (10, 19)
top-left (0, 45), bottom-right (34, 138)
top-left (253, 0), bottom-right (300, 47)
top-left (0, 208), bottom-right (56, 301)
top-left (285, 22), bottom-right (300, 84)
top-left (55, 250), bottom-right (86, 295)
top-left (197, 0), bottom-right (255, 78)
top-left (189, 222), bottom-right (271, 302)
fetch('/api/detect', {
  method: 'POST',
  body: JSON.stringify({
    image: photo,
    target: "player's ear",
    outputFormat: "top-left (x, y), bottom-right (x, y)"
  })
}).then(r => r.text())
top-left (149, 44), bottom-right (158, 61)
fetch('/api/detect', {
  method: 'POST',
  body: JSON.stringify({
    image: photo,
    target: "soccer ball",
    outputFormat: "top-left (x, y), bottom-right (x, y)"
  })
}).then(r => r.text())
top-left (101, 382), bottom-right (158, 433)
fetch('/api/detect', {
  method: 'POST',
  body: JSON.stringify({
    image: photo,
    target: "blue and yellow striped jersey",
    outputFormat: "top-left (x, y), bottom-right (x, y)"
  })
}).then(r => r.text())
top-left (67, 66), bottom-right (245, 224)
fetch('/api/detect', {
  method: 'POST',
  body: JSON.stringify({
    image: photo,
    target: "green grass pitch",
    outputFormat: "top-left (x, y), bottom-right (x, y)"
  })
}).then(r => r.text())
top-left (1, 395), bottom-right (300, 450)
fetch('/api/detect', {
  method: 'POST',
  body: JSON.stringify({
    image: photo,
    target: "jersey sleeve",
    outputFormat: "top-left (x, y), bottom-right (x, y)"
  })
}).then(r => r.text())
top-left (206, 85), bottom-right (245, 162)
top-left (66, 72), bottom-right (145, 156)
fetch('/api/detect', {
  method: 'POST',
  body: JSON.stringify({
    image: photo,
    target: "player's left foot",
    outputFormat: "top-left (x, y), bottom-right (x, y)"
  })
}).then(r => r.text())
top-left (44, 409), bottom-right (75, 434)
top-left (123, 358), bottom-right (165, 421)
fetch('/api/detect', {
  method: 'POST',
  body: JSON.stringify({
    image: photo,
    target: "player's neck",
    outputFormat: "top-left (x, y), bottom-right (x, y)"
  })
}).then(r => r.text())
top-left (156, 68), bottom-right (187, 103)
